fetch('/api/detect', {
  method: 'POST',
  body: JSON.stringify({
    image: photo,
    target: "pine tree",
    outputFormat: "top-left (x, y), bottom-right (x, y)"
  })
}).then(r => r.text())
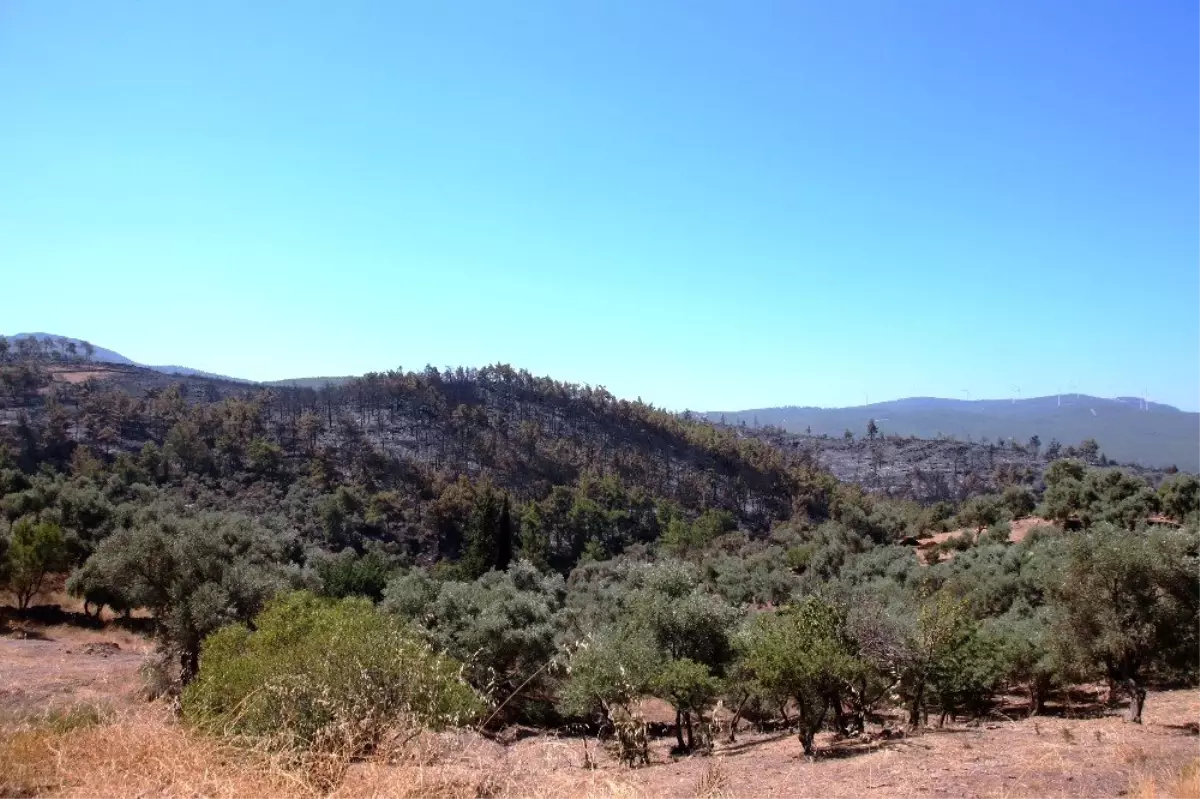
top-left (497, 494), bottom-right (513, 571)
top-left (462, 484), bottom-right (502, 579)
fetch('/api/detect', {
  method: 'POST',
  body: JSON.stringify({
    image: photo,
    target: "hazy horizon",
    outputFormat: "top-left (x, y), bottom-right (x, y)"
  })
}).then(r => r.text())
top-left (3, 2), bottom-right (1197, 412)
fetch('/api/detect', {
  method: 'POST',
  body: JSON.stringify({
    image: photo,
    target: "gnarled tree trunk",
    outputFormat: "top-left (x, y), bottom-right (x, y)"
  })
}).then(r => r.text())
top-left (1124, 679), bottom-right (1146, 724)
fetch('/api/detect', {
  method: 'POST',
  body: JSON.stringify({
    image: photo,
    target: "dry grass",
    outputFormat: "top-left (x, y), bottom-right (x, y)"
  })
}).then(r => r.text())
top-left (0, 706), bottom-right (311, 799)
top-left (2, 685), bottom-right (1197, 799)
top-left (691, 759), bottom-right (730, 799)
top-left (0, 705), bottom-right (639, 799)
top-left (44, 366), bottom-right (120, 384)
top-left (1128, 759), bottom-right (1200, 799)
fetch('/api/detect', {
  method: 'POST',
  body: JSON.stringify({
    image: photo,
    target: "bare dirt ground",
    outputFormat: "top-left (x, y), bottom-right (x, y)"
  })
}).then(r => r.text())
top-left (44, 365), bottom-right (122, 384)
top-left (916, 517), bottom-right (1053, 556)
top-left (403, 691), bottom-right (1200, 799)
top-left (1, 617), bottom-right (1196, 798)
top-left (0, 624), bottom-right (152, 718)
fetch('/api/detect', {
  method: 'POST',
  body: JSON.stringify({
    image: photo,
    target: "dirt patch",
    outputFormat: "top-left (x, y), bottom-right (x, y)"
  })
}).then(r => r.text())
top-left (916, 517), bottom-right (1055, 553)
top-left (45, 366), bottom-right (121, 384)
top-left (516, 690), bottom-right (1200, 799)
top-left (0, 627), bottom-right (152, 718)
top-left (313, 689), bottom-right (1200, 797)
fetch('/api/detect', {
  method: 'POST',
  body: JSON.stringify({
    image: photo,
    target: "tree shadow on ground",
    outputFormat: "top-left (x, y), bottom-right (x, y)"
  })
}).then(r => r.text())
top-left (1164, 722), bottom-right (1199, 736)
top-left (714, 730), bottom-right (794, 757)
top-left (817, 738), bottom-right (905, 760)
top-left (0, 604), bottom-right (155, 635)
top-left (715, 726), bottom-right (971, 762)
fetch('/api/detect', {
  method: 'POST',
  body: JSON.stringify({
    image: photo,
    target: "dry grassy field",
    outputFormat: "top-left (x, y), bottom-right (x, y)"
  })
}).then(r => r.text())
top-left (2, 608), bottom-right (1197, 799)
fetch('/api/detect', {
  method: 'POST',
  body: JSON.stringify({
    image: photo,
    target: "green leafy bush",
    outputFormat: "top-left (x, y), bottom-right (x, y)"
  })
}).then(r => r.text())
top-left (382, 561), bottom-right (565, 720)
top-left (182, 591), bottom-right (483, 755)
top-left (5, 516), bottom-right (66, 609)
top-left (315, 549), bottom-right (392, 601)
top-left (652, 657), bottom-right (720, 751)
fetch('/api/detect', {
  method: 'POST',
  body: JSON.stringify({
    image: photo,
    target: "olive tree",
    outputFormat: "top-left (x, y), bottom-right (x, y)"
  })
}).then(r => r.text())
top-left (74, 512), bottom-right (305, 684)
top-left (561, 625), bottom-right (661, 765)
top-left (743, 597), bottom-right (858, 756)
top-left (6, 517), bottom-right (67, 610)
top-left (382, 561), bottom-right (565, 721)
top-left (653, 658), bottom-right (721, 751)
top-left (1047, 523), bottom-right (1199, 722)
top-left (890, 590), bottom-right (978, 728)
top-left (1157, 474), bottom-right (1199, 523)
top-left (620, 561), bottom-right (740, 751)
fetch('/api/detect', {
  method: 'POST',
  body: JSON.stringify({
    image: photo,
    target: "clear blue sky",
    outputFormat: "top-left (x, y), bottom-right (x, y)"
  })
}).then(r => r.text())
top-left (2, 1), bottom-right (1197, 411)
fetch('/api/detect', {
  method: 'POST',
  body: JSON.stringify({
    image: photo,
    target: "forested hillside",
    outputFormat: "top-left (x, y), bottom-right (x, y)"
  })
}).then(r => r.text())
top-left (0, 352), bottom-right (813, 569)
top-left (2, 342), bottom-right (1197, 773)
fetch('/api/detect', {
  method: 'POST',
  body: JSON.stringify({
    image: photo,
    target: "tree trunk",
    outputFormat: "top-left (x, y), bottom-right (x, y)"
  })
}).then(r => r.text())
top-left (830, 690), bottom-right (849, 736)
top-left (1029, 676), bottom-right (1048, 717)
top-left (796, 695), bottom-right (827, 759)
top-left (1125, 679), bottom-right (1147, 724)
top-left (684, 712), bottom-right (694, 751)
top-left (674, 709), bottom-right (686, 751)
top-left (729, 696), bottom-right (749, 743)
top-left (180, 643), bottom-right (200, 687)
top-left (908, 683), bottom-right (924, 728)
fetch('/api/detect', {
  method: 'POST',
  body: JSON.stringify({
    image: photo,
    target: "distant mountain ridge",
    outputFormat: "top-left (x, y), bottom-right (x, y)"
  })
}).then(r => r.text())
top-left (8, 333), bottom-right (1194, 470)
top-left (7, 333), bottom-right (253, 384)
top-left (707, 396), bottom-right (1199, 471)
top-left (7, 334), bottom-right (361, 390)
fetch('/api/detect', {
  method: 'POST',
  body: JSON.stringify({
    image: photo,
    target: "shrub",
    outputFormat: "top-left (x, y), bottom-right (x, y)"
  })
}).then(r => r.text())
top-left (315, 550), bottom-right (392, 601)
top-left (6, 517), bottom-right (66, 610)
top-left (382, 562), bottom-right (565, 721)
top-left (182, 591), bottom-right (483, 755)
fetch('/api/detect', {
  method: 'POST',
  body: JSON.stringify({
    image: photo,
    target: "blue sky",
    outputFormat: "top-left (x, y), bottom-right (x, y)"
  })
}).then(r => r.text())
top-left (2, 1), bottom-right (1197, 411)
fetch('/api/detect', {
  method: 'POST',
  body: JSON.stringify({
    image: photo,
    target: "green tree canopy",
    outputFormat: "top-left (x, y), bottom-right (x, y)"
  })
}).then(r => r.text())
top-left (1047, 524), bottom-right (1199, 722)
top-left (5, 517), bottom-right (66, 610)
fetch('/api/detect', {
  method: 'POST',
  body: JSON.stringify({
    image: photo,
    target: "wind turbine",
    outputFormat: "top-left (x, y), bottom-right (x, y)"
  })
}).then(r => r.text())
top-left (1012, 385), bottom-right (1021, 405)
